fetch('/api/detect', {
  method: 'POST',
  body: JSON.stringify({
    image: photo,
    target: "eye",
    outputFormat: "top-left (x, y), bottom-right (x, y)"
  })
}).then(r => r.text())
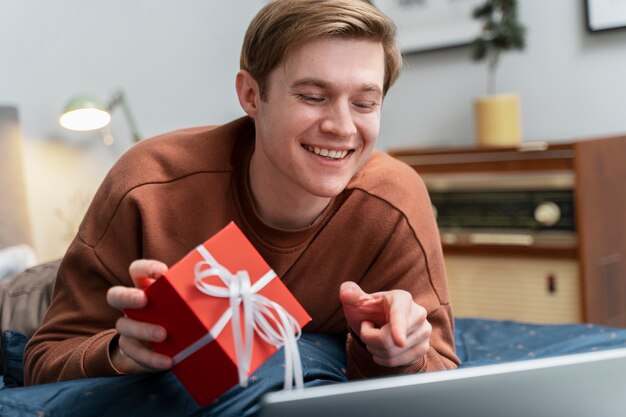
top-left (296, 94), bottom-right (325, 104)
top-left (354, 101), bottom-right (379, 111)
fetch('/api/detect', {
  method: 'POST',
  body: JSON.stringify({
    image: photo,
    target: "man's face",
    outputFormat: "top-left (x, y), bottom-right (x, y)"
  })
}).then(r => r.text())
top-left (250, 37), bottom-right (385, 201)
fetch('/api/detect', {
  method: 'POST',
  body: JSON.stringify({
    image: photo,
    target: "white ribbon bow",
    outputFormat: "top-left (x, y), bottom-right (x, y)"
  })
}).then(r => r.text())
top-left (171, 244), bottom-right (304, 390)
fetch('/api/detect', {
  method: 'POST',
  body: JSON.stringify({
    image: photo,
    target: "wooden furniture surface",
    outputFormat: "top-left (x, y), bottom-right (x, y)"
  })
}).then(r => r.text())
top-left (389, 136), bottom-right (626, 327)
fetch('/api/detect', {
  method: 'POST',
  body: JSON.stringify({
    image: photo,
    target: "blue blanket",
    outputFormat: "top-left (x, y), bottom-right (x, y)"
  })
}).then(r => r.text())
top-left (2, 318), bottom-right (626, 416)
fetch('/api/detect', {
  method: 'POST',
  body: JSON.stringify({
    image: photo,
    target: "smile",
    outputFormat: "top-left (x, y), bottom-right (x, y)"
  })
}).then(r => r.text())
top-left (302, 144), bottom-right (349, 160)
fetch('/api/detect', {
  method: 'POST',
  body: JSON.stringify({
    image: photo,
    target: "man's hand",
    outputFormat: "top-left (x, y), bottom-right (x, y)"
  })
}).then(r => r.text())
top-left (339, 281), bottom-right (431, 367)
top-left (106, 259), bottom-right (174, 374)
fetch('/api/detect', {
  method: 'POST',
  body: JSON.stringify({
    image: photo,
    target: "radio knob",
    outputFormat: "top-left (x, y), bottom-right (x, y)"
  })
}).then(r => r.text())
top-left (534, 201), bottom-right (561, 227)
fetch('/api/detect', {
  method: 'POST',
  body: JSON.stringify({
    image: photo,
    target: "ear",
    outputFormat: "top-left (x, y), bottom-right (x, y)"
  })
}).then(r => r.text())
top-left (235, 70), bottom-right (261, 119)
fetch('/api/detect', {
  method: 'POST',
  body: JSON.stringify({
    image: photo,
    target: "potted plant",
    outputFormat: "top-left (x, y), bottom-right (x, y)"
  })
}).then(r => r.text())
top-left (471, 0), bottom-right (526, 147)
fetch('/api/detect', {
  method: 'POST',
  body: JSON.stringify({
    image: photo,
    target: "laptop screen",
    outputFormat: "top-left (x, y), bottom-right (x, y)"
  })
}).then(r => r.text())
top-left (260, 347), bottom-right (626, 417)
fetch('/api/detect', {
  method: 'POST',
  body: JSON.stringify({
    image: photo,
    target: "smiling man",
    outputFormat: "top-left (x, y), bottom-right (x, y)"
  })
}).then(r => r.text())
top-left (24, 0), bottom-right (459, 414)
top-left (244, 36), bottom-right (383, 229)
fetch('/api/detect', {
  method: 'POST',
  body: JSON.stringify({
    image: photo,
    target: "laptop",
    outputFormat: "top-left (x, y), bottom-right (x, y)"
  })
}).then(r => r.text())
top-left (259, 347), bottom-right (626, 417)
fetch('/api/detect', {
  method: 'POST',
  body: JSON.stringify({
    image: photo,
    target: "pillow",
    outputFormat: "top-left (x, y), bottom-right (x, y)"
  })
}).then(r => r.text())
top-left (0, 258), bottom-right (59, 338)
top-left (0, 244), bottom-right (38, 281)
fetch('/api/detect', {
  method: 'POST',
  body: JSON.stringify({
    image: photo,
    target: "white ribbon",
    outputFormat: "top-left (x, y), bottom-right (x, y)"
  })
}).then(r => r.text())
top-left (171, 244), bottom-right (304, 390)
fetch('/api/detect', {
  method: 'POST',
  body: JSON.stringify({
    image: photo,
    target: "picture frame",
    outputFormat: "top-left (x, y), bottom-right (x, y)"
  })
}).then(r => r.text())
top-left (585, 0), bottom-right (626, 32)
top-left (373, 0), bottom-right (484, 53)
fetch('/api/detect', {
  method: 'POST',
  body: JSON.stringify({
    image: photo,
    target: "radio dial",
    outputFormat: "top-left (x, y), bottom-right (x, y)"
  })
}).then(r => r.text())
top-left (534, 201), bottom-right (561, 227)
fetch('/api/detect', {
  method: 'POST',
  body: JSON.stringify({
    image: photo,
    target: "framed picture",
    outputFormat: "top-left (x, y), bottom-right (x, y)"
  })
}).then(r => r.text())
top-left (585, 0), bottom-right (626, 32)
top-left (373, 0), bottom-right (484, 53)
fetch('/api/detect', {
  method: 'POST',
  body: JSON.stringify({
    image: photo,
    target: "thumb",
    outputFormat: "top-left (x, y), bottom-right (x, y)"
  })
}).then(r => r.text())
top-left (340, 282), bottom-right (385, 335)
top-left (129, 259), bottom-right (168, 290)
top-left (339, 281), bottom-right (369, 306)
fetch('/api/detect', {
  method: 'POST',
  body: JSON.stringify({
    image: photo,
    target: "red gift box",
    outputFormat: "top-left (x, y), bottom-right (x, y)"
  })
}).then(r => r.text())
top-left (125, 221), bottom-right (311, 406)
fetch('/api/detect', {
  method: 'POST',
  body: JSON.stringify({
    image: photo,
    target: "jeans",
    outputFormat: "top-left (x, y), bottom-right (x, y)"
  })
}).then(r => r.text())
top-left (0, 333), bottom-right (347, 417)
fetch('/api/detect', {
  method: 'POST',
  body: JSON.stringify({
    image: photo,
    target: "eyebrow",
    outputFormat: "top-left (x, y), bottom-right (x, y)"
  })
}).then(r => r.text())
top-left (290, 78), bottom-right (382, 96)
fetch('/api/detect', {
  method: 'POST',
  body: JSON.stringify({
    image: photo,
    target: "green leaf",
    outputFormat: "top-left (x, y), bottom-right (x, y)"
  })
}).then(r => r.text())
top-left (471, 38), bottom-right (488, 61)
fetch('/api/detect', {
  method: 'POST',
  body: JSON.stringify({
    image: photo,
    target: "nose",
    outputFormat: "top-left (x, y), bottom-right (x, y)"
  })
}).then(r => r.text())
top-left (320, 100), bottom-right (357, 138)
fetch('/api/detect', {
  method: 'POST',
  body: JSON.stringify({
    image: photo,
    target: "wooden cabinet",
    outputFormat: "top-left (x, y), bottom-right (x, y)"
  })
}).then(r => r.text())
top-left (389, 136), bottom-right (626, 327)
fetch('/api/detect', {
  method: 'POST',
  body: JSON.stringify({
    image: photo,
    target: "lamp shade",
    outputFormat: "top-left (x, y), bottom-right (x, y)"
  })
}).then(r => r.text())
top-left (59, 96), bottom-right (111, 131)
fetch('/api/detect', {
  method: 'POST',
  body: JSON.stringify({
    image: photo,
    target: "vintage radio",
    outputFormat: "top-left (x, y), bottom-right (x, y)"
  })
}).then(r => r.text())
top-left (389, 137), bottom-right (626, 326)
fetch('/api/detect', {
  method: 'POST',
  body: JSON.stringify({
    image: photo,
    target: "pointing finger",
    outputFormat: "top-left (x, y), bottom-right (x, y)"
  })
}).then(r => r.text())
top-left (385, 290), bottom-right (413, 348)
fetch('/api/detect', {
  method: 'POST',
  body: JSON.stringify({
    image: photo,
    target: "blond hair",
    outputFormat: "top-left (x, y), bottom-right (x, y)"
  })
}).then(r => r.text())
top-left (240, 0), bottom-right (402, 99)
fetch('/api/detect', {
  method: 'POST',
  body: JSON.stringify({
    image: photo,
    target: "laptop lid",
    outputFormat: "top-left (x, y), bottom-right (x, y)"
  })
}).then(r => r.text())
top-left (260, 347), bottom-right (626, 417)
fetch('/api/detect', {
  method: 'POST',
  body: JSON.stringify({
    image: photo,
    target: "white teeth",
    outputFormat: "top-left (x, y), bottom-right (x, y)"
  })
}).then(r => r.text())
top-left (304, 145), bottom-right (349, 159)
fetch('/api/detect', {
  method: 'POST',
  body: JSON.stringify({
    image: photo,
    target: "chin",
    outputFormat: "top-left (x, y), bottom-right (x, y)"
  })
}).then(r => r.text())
top-left (307, 182), bottom-right (349, 198)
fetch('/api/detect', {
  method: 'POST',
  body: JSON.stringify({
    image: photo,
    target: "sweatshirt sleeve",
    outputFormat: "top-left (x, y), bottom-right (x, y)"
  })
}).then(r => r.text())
top-left (345, 216), bottom-right (460, 379)
top-left (23, 182), bottom-right (142, 385)
top-left (23, 240), bottom-right (127, 384)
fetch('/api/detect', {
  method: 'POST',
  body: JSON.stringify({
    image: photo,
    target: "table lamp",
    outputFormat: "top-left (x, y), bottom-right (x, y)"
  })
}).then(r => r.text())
top-left (59, 90), bottom-right (142, 143)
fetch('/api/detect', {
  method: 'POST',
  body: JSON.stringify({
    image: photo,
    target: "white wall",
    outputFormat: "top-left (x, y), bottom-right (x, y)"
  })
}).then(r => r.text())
top-left (0, 0), bottom-right (265, 260)
top-left (379, 0), bottom-right (626, 150)
top-left (1, 0), bottom-right (626, 260)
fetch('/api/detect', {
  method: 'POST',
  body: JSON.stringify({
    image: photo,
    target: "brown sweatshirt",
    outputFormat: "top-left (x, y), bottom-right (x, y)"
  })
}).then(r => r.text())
top-left (24, 116), bottom-right (459, 385)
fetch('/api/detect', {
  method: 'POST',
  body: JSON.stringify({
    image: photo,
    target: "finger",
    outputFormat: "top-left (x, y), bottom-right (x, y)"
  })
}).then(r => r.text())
top-left (404, 304), bottom-right (429, 335)
top-left (384, 290), bottom-right (414, 348)
top-left (360, 323), bottom-right (417, 366)
top-left (370, 337), bottom-right (430, 368)
top-left (339, 281), bottom-right (369, 306)
top-left (364, 316), bottom-right (433, 365)
top-left (107, 286), bottom-right (148, 310)
top-left (115, 316), bottom-right (167, 343)
top-left (111, 337), bottom-right (153, 374)
top-left (129, 259), bottom-right (168, 289)
top-left (360, 320), bottom-right (377, 335)
top-left (118, 335), bottom-right (173, 371)
top-left (360, 320), bottom-right (397, 351)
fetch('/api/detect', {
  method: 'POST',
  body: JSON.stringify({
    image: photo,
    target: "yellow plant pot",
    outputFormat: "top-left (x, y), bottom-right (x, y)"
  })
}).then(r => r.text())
top-left (474, 94), bottom-right (522, 147)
